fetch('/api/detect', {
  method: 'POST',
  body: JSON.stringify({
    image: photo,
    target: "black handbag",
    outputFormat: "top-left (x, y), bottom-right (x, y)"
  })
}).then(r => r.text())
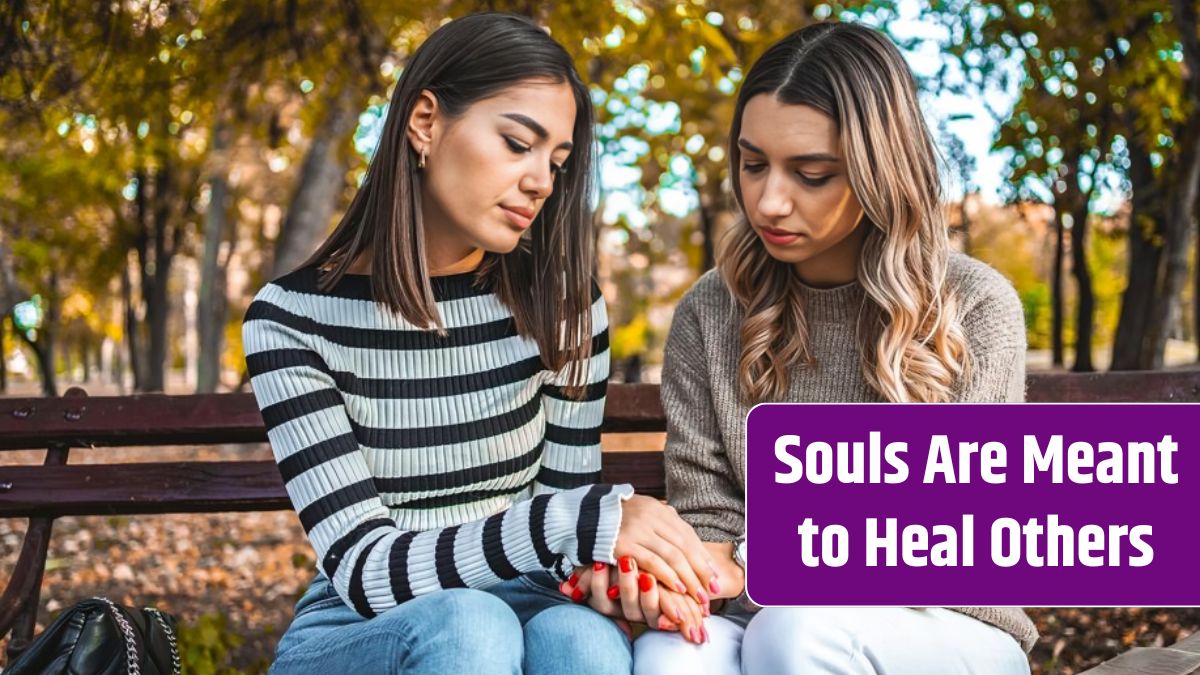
top-left (5, 597), bottom-right (181, 675)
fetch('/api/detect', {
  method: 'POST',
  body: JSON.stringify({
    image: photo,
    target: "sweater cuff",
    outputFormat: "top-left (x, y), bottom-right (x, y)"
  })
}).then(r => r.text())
top-left (543, 483), bottom-right (634, 567)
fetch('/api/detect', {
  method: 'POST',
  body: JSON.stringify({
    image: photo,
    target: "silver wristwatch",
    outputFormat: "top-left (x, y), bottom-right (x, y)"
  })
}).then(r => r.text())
top-left (733, 535), bottom-right (747, 569)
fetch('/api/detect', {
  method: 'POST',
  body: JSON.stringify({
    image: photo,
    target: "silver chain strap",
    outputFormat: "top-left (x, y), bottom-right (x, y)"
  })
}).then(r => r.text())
top-left (94, 597), bottom-right (181, 675)
top-left (96, 597), bottom-right (141, 675)
top-left (147, 608), bottom-right (182, 675)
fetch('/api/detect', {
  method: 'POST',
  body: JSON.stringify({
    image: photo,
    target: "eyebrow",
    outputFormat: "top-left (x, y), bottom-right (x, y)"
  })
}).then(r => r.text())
top-left (738, 138), bottom-right (838, 163)
top-left (501, 113), bottom-right (574, 151)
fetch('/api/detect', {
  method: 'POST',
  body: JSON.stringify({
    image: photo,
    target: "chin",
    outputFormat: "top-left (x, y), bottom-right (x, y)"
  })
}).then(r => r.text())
top-left (759, 241), bottom-right (814, 265)
top-left (478, 232), bottom-right (526, 255)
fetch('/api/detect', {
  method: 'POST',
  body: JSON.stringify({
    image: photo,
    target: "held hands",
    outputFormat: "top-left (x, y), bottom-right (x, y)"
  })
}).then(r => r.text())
top-left (613, 496), bottom-right (721, 607)
top-left (562, 560), bottom-right (709, 644)
top-left (559, 541), bottom-right (747, 645)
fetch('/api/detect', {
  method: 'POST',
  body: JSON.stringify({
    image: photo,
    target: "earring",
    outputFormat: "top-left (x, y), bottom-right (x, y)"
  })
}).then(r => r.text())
top-left (418, 149), bottom-right (427, 169)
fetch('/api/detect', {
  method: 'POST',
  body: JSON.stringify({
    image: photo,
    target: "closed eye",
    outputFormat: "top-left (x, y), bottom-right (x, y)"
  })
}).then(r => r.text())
top-left (504, 136), bottom-right (531, 154)
top-left (742, 162), bottom-right (766, 174)
top-left (799, 174), bottom-right (833, 187)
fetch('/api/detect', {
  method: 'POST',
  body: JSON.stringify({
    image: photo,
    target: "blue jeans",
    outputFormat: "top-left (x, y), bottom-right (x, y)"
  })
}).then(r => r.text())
top-left (269, 572), bottom-right (631, 674)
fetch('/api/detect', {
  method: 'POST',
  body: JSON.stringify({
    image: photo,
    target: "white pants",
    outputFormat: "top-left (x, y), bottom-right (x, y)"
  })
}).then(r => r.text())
top-left (633, 607), bottom-right (1031, 675)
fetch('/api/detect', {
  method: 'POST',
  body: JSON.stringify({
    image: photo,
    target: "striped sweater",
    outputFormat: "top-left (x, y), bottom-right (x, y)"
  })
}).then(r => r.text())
top-left (242, 266), bottom-right (631, 618)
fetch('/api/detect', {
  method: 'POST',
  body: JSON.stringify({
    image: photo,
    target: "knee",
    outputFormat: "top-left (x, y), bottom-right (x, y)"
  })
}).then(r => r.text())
top-left (743, 607), bottom-right (861, 675)
top-left (633, 631), bottom-right (704, 675)
top-left (389, 589), bottom-right (523, 665)
top-left (523, 605), bottom-right (631, 675)
top-left (634, 617), bottom-right (743, 675)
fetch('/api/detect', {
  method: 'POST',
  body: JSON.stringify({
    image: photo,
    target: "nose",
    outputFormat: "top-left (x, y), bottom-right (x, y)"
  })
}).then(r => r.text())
top-left (755, 171), bottom-right (793, 220)
top-left (520, 160), bottom-right (555, 201)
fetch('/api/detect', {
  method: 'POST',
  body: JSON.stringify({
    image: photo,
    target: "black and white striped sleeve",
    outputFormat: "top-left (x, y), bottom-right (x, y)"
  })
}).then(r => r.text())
top-left (243, 292), bottom-right (632, 618)
top-left (537, 286), bottom-right (610, 496)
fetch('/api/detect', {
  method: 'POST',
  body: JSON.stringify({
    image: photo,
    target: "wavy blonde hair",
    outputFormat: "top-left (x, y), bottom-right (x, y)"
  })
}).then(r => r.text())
top-left (721, 22), bottom-right (970, 403)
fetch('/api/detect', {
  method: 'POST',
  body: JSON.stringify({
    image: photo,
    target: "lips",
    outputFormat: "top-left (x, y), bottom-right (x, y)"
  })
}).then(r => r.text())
top-left (500, 205), bottom-right (536, 230)
top-left (757, 225), bottom-right (802, 246)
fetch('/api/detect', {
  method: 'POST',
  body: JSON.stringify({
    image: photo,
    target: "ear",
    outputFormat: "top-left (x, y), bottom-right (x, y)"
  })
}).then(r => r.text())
top-left (406, 89), bottom-right (439, 153)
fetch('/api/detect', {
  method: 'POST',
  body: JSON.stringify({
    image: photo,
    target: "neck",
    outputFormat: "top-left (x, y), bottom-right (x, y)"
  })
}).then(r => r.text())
top-left (420, 184), bottom-right (484, 274)
top-left (429, 247), bottom-right (485, 276)
top-left (794, 222), bottom-right (866, 288)
top-left (343, 246), bottom-right (484, 277)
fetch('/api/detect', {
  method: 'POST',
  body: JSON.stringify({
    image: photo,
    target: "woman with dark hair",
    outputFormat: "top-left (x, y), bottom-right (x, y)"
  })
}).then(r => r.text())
top-left (570, 21), bottom-right (1038, 674)
top-left (242, 13), bottom-right (717, 674)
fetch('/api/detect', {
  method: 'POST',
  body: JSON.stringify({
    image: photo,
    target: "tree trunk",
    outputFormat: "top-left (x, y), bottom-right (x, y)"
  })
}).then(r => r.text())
top-left (1051, 207), bottom-right (1065, 368)
top-left (1145, 116), bottom-right (1200, 368)
top-left (272, 89), bottom-right (362, 277)
top-left (19, 272), bottom-right (59, 397)
top-left (1162, 0), bottom-right (1200, 368)
top-left (148, 165), bottom-right (171, 392)
top-left (197, 123), bottom-right (232, 393)
top-left (140, 158), bottom-right (178, 393)
top-left (0, 237), bottom-right (56, 395)
top-left (1111, 141), bottom-right (1162, 370)
top-left (1069, 201), bottom-right (1095, 372)
top-left (0, 320), bottom-right (7, 393)
top-left (122, 262), bottom-right (145, 391)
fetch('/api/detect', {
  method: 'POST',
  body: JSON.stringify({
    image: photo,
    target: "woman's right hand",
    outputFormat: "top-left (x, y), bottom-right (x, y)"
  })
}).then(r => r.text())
top-left (613, 495), bottom-right (720, 608)
top-left (564, 562), bottom-right (707, 644)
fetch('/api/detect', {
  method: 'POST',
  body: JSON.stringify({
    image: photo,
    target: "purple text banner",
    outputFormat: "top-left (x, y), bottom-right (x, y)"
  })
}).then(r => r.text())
top-left (745, 404), bottom-right (1199, 606)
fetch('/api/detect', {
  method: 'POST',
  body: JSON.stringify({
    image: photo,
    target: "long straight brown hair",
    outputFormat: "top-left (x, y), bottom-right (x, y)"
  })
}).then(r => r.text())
top-left (301, 13), bottom-right (598, 394)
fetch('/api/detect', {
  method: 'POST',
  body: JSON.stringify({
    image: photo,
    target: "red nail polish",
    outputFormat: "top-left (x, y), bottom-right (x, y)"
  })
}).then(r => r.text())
top-left (593, 561), bottom-right (606, 572)
top-left (638, 573), bottom-right (653, 593)
top-left (571, 587), bottom-right (584, 602)
top-left (607, 585), bottom-right (620, 601)
top-left (569, 571), bottom-right (580, 585)
top-left (619, 556), bottom-right (633, 573)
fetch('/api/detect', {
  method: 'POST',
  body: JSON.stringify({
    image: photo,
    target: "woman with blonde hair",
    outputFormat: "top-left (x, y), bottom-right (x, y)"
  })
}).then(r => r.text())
top-left (569, 20), bottom-right (1039, 674)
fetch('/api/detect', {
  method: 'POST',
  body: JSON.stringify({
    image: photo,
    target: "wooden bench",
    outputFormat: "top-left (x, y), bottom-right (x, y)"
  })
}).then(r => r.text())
top-left (2, 371), bottom-right (1198, 671)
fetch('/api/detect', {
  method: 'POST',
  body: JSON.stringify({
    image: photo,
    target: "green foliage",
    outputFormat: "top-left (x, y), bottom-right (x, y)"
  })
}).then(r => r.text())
top-left (176, 612), bottom-right (266, 675)
top-left (1020, 284), bottom-right (1052, 350)
top-left (1087, 225), bottom-right (1130, 349)
top-left (611, 313), bottom-right (651, 360)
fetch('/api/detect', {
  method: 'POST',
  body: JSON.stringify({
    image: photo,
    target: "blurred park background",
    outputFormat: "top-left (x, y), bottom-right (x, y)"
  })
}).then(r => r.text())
top-left (1, 1), bottom-right (1198, 673)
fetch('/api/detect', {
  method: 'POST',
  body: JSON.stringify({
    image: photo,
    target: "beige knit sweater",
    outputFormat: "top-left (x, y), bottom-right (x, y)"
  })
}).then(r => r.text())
top-left (661, 252), bottom-right (1039, 653)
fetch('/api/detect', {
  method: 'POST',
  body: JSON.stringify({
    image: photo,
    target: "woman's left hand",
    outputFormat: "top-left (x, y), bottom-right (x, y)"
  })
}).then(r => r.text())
top-left (699, 541), bottom-right (745, 599)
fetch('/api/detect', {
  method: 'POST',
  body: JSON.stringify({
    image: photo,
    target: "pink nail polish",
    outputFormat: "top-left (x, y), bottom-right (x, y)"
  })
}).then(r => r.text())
top-left (689, 627), bottom-right (699, 642)
top-left (709, 577), bottom-right (721, 595)
top-left (702, 626), bottom-right (710, 643)
top-left (697, 590), bottom-right (709, 605)
top-left (675, 581), bottom-right (687, 594)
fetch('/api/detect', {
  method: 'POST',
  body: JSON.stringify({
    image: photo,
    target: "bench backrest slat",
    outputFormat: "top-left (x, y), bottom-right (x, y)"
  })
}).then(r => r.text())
top-left (2, 373), bottom-right (1198, 451)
